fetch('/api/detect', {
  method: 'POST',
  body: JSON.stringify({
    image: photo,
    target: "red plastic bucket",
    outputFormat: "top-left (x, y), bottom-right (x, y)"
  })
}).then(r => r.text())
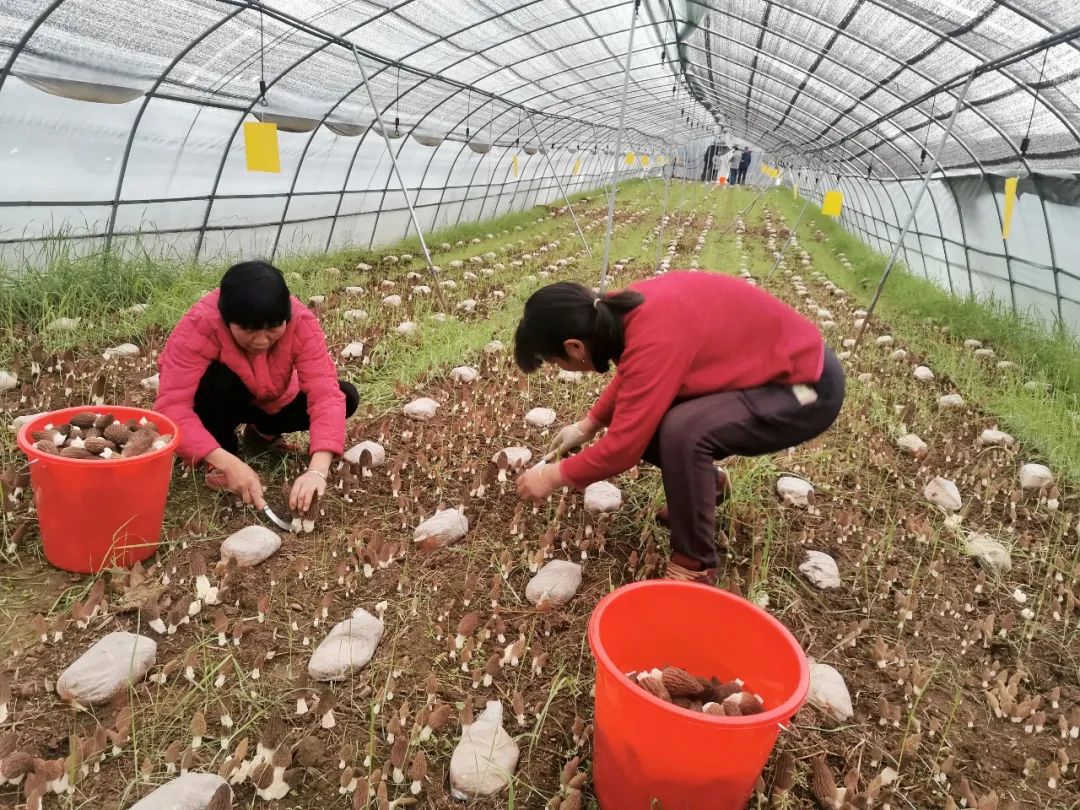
top-left (16, 406), bottom-right (181, 573)
top-left (587, 581), bottom-right (809, 809)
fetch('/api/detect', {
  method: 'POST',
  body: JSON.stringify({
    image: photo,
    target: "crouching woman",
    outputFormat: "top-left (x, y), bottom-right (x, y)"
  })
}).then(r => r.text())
top-left (155, 261), bottom-right (358, 513)
top-left (512, 272), bottom-right (844, 584)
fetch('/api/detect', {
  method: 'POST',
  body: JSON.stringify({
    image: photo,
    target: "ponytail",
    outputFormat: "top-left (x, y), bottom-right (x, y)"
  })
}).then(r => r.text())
top-left (514, 281), bottom-right (644, 373)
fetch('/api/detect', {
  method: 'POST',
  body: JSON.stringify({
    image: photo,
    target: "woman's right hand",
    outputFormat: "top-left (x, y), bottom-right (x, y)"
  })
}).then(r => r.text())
top-left (207, 450), bottom-right (265, 509)
top-left (549, 418), bottom-right (598, 457)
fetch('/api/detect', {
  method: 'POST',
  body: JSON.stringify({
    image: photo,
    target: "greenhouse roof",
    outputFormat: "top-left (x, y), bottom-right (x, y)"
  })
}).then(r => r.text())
top-left (3, 0), bottom-right (1078, 178)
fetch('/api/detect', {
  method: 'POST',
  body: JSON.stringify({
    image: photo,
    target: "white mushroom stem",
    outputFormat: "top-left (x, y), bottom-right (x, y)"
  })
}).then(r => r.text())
top-left (256, 768), bottom-right (290, 801)
top-left (321, 709), bottom-right (336, 730)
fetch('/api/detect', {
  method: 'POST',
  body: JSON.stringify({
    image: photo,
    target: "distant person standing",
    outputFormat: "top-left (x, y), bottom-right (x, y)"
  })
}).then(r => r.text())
top-left (738, 147), bottom-right (752, 184)
top-left (728, 147), bottom-right (740, 185)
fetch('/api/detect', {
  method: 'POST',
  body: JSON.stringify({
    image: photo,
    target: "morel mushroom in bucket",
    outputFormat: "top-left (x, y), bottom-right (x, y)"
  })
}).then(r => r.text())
top-left (30, 411), bottom-right (171, 461)
top-left (17, 406), bottom-right (183, 573)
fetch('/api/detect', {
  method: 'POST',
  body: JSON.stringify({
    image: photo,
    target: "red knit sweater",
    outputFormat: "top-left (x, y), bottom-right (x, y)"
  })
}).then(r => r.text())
top-left (560, 272), bottom-right (825, 489)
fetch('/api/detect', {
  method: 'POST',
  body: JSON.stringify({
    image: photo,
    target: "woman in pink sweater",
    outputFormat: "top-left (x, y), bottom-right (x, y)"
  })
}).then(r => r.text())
top-left (156, 261), bottom-right (358, 513)
top-left (513, 272), bottom-right (844, 584)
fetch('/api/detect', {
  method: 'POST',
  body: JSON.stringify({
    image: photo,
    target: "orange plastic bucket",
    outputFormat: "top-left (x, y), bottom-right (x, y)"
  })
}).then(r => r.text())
top-left (17, 406), bottom-right (181, 573)
top-left (588, 581), bottom-right (809, 809)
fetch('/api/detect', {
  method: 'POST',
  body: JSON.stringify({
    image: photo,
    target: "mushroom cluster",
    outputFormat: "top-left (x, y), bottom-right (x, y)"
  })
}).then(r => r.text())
top-left (30, 411), bottom-right (170, 460)
top-left (626, 666), bottom-right (765, 717)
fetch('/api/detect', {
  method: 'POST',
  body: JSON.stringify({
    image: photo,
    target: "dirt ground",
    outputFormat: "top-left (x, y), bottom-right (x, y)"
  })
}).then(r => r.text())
top-left (0, 187), bottom-right (1077, 809)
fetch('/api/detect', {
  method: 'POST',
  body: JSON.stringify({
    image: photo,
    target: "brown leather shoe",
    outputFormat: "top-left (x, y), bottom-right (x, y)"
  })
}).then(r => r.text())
top-left (656, 467), bottom-right (731, 526)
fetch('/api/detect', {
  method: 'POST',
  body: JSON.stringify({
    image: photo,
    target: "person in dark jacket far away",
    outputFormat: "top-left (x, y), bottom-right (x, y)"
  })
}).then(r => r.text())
top-left (155, 261), bottom-right (359, 514)
top-left (738, 147), bottom-right (752, 184)
top-left (512, 272), bottom-right (845, 584)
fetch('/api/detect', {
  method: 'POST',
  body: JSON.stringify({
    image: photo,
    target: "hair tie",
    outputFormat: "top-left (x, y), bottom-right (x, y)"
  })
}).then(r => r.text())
top-left (593, 297), bottom-right (602, 310)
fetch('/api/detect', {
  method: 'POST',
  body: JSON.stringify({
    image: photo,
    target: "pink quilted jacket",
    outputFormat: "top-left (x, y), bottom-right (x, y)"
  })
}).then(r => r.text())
top-left (155, 290), bottom-right (345, 463)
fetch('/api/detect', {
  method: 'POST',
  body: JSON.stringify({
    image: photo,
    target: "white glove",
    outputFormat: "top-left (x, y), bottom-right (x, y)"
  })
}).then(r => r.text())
top-left (549, 421), bottom-right (594, 457)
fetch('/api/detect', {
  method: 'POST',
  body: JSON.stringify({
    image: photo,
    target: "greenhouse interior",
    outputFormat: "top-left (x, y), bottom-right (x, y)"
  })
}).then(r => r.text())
top-left (0, 1), bottom-right (1079, 808)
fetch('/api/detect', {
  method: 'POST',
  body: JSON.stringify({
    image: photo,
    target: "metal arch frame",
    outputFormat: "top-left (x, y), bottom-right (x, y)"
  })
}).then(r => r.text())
top-left (0, 3), bottom-right (980, 247)
top-left (674, 3), bottom-right (1078, 275)
top-left (289, 46), bottom-right (928, 266)
top-left (256, 0), bottom-right (696, 257)
top-left (550, 66), bottom-right (948, 278)
top-left (800, 25), bottom-right (1080, 156)
top-left (282, 0), bottom-right (706, 264)
top-left (0, 0), bottom-right (67, 96)
top-left (102, 5), bottom-right (247, 255)
top-left (529, 22), bottom-right (1018, 188)
top-left (667, 3), bottom-right (1053, 186)
top-left (360, 8), bottom-right (1038, 307)
top-left (938, 179), bottom-right (977, 298)
top-left (1026, 172), bottom-right (1064, 324)
top-left (214, 0), bottom-right (1019, 181)
top-left (103, 0), bottom-right (425, 256)
top-left (678, 0), bottom-right (1080, 155)
top-left (216, 0), bottom-right (673, 141)
top-left (193, 0), bottom-right (679, 259)
top-left (365, 97), bottom-right (568, 254)
top-left (7, 0), bottom-right (1073, 177)
top-left (3, 0), bottom-right (1072, 324)
top-left (276, 41), bottom-right (950, 275)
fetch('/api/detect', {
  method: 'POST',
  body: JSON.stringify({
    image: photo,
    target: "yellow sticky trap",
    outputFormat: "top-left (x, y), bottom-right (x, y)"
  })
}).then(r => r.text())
top-left (821, 190), bottom-right (844, 218)
top-left (1002, 176), bottom-right (1018, 240)
top-left (793, 183), bottom-right (799, 198)
top-left (572, 158), bottom-right (581, 176)
top-left (512, 154), bottom-right (519, 178)
top-left (641, 155), bottom-right (651, 167)
top-left (625, 151), bottom-right (636, 166)
top-left (244, 121), bottom-right (280, 173)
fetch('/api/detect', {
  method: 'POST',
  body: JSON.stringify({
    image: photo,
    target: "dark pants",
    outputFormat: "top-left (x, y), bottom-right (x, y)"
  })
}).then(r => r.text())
top-left (194, 362), bottom-right (359, 455)
top-left (728, 168), bottom-right (738, 185)
top-left (737, 165), bottom-right (749, 184)
top-left (642, 349), bottom-right (844, 568)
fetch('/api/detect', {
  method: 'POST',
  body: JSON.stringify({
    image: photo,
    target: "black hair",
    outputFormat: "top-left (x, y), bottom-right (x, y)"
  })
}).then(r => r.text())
top-left (514, 281), bottom-right (644, 374)
top-left (218, 260), bottom-right (292, 330)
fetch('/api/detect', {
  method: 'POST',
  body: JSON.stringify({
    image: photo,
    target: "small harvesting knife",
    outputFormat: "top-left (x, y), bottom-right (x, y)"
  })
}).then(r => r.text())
top-left (262, 505), bottom-right (296, 532)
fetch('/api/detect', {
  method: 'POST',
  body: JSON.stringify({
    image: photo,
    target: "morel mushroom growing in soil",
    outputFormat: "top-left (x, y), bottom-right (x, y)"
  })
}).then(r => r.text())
top-left (493, 447), bottom-right (532, 481)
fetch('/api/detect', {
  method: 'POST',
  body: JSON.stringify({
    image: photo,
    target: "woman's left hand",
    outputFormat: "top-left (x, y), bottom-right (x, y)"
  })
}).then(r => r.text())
top-left (290, 469), bottom-right (327, 513)
top-left (517, 463), bottom-right (563, 502)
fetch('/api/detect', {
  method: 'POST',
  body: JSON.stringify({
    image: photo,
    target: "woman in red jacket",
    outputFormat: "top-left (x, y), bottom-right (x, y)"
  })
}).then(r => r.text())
top-left (513, 272), bottom-right (844, 584)
top-left (156, 261), bottom-right (358, 513)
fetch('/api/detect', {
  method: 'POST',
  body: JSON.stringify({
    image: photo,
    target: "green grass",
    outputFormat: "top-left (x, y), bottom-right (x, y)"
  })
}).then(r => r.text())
top-left (762, 188), bottom-right (1080, 483)
top-left (0, 184), bottom-right (619, 364)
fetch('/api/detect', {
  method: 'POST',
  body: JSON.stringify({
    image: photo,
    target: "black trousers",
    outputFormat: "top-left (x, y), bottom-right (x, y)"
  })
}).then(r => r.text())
top-left (194, 362), bottom-right (359, 455)
top-left (641, 349), bottom-right (845, 568)
top-left (737, 165), bottom-right (749, 184)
